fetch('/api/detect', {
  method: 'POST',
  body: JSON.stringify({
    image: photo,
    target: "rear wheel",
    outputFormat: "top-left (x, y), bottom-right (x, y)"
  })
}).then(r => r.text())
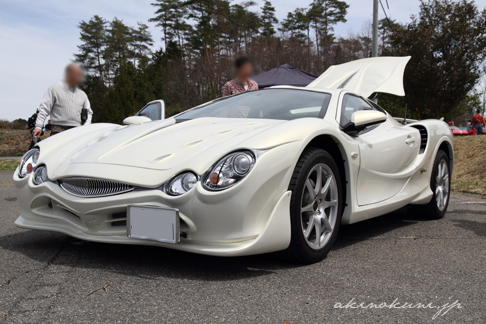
top-left (286, 148), bottom-right (343, 263)
top-left (409, 150), bottom-right (450, 219)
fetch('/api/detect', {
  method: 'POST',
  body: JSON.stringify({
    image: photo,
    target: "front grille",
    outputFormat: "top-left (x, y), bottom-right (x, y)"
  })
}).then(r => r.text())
top-left (59, 177), bottom-right (134, 198)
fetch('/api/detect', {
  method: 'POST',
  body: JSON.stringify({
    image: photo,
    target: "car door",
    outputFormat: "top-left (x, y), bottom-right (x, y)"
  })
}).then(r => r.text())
top-left (339, 94), bottom-right (420, 206)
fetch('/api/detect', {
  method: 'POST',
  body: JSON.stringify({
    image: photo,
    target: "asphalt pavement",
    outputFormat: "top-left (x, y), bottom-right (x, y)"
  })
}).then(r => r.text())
top-left (0, 170), bottom-right (485, 323)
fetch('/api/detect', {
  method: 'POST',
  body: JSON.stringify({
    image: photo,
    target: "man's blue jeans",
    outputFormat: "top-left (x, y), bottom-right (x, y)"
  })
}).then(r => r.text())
top-left (474, 125), bottom-right (483, 135)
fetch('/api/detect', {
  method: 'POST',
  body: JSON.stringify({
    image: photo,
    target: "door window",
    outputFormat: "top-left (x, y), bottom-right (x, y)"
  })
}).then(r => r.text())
top-left (137, 103), bottom-right (161, 120)
top-left (367, 99), bottom-right (387, 114)
top-left (340, 94), bottom-right (374, 127)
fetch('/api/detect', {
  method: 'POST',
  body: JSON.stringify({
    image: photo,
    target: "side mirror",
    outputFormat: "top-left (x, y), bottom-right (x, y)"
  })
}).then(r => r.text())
top-left (342, 110), bottom-right (387, 136)
top-left (123, 116), bottom-right (152, 125)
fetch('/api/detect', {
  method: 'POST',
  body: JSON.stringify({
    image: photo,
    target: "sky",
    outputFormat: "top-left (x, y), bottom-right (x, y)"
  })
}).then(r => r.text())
top-left (0, 0), bottom-right (421, 121)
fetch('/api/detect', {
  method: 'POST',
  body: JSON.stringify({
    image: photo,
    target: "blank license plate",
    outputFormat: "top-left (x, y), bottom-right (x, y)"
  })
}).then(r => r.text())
top-left (127, 205), bottom-right (180, 244)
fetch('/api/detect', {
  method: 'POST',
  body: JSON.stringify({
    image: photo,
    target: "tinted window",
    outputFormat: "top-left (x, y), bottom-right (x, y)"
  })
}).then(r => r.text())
top-left (340, 94), bottom-right (373, 126)
top-left (137, 103), bottom-right (161, 120)
top-left (176, 89), bottom-right (331, 121)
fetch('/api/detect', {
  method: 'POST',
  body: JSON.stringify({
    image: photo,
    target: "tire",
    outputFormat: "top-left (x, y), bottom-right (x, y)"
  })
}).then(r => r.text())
top-left (285, 148), bottom-right (343, 263)
top-left (409, 150), bottom-right (451, 219)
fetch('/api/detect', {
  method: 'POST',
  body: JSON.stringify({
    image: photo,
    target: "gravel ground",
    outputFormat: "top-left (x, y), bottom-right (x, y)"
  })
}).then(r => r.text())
top-left (0, 171), bottom-right (485, 323)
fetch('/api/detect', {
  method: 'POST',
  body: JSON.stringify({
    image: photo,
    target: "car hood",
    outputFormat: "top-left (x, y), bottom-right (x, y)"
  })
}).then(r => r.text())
top-left (43, 118), bottom-right (287, 175)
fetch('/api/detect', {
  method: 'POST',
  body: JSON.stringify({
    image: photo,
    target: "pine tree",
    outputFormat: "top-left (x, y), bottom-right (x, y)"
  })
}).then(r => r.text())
top-left (149, 0), bottom-right (186, 49)
top-left (132, 22), bottom-right (154, 68)
top-left (378, 18), bottom-right (397, 53)
top-left (172, 11), bottom-right (192, 55)
top-left (227, 1), bottom-right (261, 53)
top-left (184, 0), bottom-right (217, 55)
top-left (260, 1), bottom-right (278, 37)
top-left (295, 8), bottom-right (312, 46)
top-left (228, 4), bottom-right (246, 54)
top-left (101, 64), bottom-right (137, 123)
top-left (75, 15), bottom-right (108, 122)
top-left (241, 1), bottom-right (261, 51)
top-left (104, 18), bottom-right (134, 81)
top-left (309, 0), bottom-right (349, 67)
top-left (280, 8), bottom-right (310, 44)
top-left (75, 15), bottom-right (107, 81)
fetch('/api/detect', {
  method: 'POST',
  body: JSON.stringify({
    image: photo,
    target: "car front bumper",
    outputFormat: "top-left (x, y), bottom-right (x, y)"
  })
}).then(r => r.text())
top-left (14, 190), bottom-right (291, 256)
top-left (13, 158), bottom-right (293, 256)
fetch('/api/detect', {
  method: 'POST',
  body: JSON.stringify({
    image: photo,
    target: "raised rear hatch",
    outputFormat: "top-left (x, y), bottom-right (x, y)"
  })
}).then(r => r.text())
top-left (307, 56), bottom-right (411, 98)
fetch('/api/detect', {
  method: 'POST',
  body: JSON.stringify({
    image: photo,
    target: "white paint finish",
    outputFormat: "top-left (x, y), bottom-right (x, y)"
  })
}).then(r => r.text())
top-left (356, 118), bottom-right (420, 205)
top-left (352, 110), bottom-right (387, 127)
top-left (43, 118), bottom-right (288, 178)
top-left (14, 80), bottom-right (454, 256)
top-left (14, 140), bottom-right (295, 244)
top-left (122, 116), bottom-right (151, 125)
top-left (307, 56), bottom-right (411, 97)
top-left (14, 186), bottom-right (292, 257)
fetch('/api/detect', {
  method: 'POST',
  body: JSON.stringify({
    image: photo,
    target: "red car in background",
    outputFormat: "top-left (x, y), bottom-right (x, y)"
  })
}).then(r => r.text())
top-left (465, 128), bottom-right (486, 135)
top-left (450, 126), bottom-right (469, 136)
top-left (469, 129), bottom-right (486, 135)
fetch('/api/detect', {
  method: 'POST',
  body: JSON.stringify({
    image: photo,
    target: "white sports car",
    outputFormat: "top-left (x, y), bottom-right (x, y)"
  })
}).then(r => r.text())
top-left (14, 57), bottom-right (453, 263)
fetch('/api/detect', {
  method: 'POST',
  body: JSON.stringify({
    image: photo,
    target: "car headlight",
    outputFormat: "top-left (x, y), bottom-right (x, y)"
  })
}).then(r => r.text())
top-left (19, 148), bottom-right (40, 178)
top-left (203, 151), bottom-right (255, 191)
top-left (33, 165), bottom-right (48, 185)
top-left (166, 172), bottom-right (198, 196)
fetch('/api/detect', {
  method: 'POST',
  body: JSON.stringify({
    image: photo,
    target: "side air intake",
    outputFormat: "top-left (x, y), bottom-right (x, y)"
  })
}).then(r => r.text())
top-left (411, 125), bottom-right (428, 154)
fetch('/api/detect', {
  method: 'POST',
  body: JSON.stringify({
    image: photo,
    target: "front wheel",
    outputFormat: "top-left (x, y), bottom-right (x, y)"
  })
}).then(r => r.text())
top-left (285, 148), bottom-right (343, 263)
top-left (408, 150), bottom-right (451, 219)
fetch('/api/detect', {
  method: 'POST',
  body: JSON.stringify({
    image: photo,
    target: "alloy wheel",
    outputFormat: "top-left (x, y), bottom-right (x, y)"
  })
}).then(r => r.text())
top-left (300, 163), bottom-right (339, 250)
top-left (435, 159), bottom-right (450, 211)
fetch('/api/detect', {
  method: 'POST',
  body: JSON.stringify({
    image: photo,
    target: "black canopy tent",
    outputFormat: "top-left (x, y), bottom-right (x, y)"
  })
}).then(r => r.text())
top-left (252, 64), bottom-right (318, 89)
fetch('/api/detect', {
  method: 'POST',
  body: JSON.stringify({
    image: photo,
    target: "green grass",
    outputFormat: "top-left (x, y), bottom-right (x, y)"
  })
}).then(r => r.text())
top-left (0, 159), bottom-right (20, 171)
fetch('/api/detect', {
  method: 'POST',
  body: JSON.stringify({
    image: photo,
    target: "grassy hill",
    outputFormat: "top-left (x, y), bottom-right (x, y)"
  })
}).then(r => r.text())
top-left (0, 129), bottom-right (50, 156)
top-left (451, 135), bottom-right (486, 195)
top-left (1, 129), bottom-right (485, 195)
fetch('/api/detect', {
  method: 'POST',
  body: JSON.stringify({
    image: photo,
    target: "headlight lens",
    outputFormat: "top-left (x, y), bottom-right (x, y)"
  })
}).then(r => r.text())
top-left (33, 165), bottom-right (48, 185)
top-left (203, 151), bottom-right (255, 191)
top-left (166, 172), bottom-right (198, 196)
top-left (19, 148), bottom-right (40, 178)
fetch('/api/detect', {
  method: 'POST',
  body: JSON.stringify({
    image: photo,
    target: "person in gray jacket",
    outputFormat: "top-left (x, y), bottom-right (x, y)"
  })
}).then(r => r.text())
top-left (32, 64), bottom-right (93, 137)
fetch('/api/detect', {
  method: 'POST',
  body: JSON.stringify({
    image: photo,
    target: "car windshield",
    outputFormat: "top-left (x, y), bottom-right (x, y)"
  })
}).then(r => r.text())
top-left (175, 89), bottom-right (331, 121)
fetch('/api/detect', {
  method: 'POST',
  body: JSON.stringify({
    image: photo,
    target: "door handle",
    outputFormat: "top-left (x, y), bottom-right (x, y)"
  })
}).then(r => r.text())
top-left (405, 137), bottom-right (416, 145)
